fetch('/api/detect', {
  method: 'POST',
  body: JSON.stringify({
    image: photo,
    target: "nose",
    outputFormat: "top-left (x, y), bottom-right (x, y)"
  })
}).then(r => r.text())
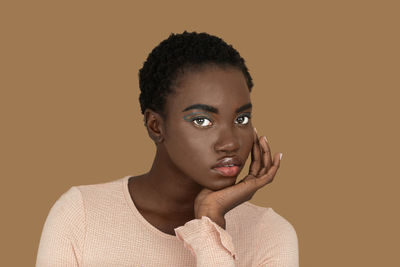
top-left (213, 127), bottom-right (240, 154)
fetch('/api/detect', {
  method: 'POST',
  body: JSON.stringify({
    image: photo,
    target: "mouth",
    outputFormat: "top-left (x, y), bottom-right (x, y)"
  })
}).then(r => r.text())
top-left (211, 165), bottom-right (241, 177)
top-left (211, 156), bottom-right (243, 177)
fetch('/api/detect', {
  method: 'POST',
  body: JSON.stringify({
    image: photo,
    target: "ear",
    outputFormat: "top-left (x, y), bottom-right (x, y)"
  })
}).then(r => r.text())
top-left (143, 109), bottom-right (165, 145)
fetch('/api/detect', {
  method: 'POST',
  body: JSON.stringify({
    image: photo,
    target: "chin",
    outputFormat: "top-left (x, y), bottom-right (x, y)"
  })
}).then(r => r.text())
top-left (206, 176), bottom-right (237, 191)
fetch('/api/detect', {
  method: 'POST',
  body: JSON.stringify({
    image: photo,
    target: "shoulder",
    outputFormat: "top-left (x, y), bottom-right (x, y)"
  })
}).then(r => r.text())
top-left (227, 202), bottom-right (299, 265)
top-left (37, 177), bottom-right (123, 266)
top-left (73, 177), bottom-right (124, 199)
top-left (47, 176), bottom-right (126, 220)
top-left (37, 186), bottom-right (87, 264)
top-left (233, 201), bottom-right (297, 239)
top-left (48, 186), bottom-right (84, 222)
top-left (248, 202), bottom-right (296, 235)
top-left (227, 202), bottom-right (298, 249)
top-left (229, 201), bottom-right (292, 222)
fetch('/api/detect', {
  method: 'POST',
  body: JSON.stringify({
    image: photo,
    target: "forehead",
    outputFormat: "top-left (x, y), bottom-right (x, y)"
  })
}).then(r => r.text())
top-left (166, 66), bottom-right (251, 114)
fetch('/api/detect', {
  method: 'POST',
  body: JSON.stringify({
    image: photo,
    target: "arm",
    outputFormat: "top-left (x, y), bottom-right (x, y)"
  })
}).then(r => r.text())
top-left (174, 211), bottom-right (299, 267)
top-left (255, 210), bottom-right (299, 267)
top-left (177, 127), bottom-right (279, 266)
top-left (36, 187), bottom-right (86, 267)
top-left (174, 216), bottom-right (237, 267)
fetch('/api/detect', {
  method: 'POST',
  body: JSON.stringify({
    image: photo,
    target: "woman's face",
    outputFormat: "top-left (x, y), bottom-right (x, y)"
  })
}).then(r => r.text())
top-left (162, 65), bottom-right (254, 190)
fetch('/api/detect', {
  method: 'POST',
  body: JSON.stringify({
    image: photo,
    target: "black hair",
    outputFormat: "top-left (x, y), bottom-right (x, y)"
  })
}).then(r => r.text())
top-left (138, 31), bottom-right (253, 120)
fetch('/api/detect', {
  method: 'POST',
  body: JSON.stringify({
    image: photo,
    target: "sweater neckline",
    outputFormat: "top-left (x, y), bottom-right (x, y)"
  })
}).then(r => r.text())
top-left (121, 175), bottom-right (179, 241)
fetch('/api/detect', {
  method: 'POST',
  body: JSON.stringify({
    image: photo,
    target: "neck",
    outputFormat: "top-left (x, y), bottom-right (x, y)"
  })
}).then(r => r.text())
top-left (136, 145), bottom-right (203, 216)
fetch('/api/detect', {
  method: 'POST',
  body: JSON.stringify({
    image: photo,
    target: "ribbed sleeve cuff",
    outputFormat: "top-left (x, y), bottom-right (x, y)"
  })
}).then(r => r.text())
top-left (174, 216), bottom-right (237, 260)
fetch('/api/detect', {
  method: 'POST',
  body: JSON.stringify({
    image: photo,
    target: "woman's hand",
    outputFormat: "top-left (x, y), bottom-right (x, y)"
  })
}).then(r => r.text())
top-left (194, 127), bottom-right (282, 229)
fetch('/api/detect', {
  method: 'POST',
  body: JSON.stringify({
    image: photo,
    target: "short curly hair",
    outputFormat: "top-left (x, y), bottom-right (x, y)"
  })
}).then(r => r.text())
top-left (138, 31), bottom-right (253, 120)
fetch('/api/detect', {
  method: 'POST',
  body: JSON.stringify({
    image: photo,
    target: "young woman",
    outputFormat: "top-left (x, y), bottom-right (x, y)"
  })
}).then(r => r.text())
top-left (36, 31), bottom-right (299, 266)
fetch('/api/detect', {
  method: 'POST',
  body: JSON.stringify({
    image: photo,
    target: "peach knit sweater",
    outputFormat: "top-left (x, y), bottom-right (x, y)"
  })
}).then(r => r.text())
top-left (36, 175), bottom-right (298, 266)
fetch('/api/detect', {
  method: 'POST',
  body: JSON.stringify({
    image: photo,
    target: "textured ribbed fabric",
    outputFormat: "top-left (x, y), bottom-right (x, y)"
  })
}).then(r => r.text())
top-left (36, 175), bottom-right (298, 266)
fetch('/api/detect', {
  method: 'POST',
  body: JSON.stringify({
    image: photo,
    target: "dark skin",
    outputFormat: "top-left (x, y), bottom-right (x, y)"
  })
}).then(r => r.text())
top-left (128, 65), bottom-right (281, 235)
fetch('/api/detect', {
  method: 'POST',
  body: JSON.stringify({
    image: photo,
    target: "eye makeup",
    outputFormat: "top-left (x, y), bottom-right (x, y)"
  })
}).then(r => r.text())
top-left (237, 112), bottom-right (251, 119)
top-left (183, 111), bottom-right (252, 126)
top-left (235, 112), bottom-right (252, 125)
top-left (183, 111), bottom-right (212, 122)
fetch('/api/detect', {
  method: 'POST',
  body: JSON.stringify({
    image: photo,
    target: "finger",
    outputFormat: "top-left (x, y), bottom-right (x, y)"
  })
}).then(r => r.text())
top-left (258, 135), bottom-right (266, 171)
top-left (255, 152), bottom-right (282, 187)
top-left (249, 127), bottom-right (262, 176)
top-left (250, 127), bottom-right (260, 165)
top-left (230, 153), bottom-right (281, 212)
top-left (258, 136), bottom-right (273, 176)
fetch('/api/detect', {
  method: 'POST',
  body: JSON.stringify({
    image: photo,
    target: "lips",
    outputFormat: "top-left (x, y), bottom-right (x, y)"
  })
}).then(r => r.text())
top-left (212, 156), bottom-right (243, 168)
top-left (212, 166), bottom-right (241, 177)
top-left (211, 156), bottom-right (243, 177)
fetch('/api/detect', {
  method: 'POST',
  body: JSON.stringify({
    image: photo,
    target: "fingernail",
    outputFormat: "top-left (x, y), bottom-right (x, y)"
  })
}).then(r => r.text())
top-left (254, 127), bottom-right (258, 134)
top-left (280, 153), bottom-right (283, 160)
top-left (263, 136), bottom-right (268, 143)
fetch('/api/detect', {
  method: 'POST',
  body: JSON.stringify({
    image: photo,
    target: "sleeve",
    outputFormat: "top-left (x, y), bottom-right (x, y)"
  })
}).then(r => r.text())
top-left (174, 216), bottom-right (237, 267)
top-left (36, 186), bottom-right (86, 267)
top-left (255, 210), bottom-right (299, 267)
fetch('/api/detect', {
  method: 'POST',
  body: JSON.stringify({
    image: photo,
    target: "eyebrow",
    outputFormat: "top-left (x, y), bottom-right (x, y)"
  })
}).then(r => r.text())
top-left (182, 102), bottom-right (252, 114)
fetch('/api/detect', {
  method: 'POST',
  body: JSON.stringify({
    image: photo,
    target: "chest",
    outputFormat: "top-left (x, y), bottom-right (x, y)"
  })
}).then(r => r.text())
top-left (138, 208), bottom-right (182, 236)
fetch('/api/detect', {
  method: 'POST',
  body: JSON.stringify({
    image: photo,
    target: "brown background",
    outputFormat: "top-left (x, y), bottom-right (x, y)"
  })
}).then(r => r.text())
top-left (1, 0), bottom-right (399, 266)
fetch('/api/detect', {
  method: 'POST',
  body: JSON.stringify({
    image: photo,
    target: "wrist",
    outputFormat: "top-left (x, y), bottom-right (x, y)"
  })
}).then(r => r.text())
top-left (201, 213), bottom-right (226, 230)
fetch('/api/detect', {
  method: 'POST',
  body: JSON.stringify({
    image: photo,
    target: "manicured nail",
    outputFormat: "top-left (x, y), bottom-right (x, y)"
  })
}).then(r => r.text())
top-left (280, 153), bottom-right (283, 160)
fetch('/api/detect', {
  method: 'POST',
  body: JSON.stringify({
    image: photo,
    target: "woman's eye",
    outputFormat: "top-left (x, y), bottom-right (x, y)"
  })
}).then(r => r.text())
top-left (235, 115), bottom-right (251, 125)
top-left (190, 114), bottom-right (250, 127)
top-left (192, 117), bottom-right (213, 127)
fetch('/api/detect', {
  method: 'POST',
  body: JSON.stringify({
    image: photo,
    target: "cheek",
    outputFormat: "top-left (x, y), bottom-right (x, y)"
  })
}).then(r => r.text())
top-left (165, 126), bottom-right (211, 170)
